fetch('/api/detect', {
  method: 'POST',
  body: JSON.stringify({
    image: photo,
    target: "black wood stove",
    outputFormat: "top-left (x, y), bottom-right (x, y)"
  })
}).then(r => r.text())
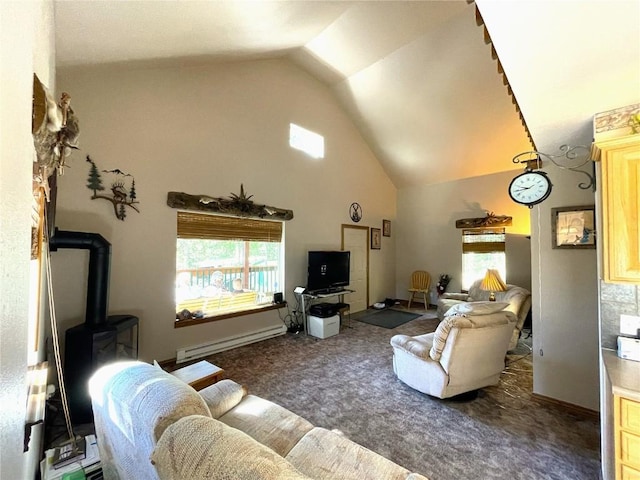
top-left (50, 230), bottom-right (139, 424)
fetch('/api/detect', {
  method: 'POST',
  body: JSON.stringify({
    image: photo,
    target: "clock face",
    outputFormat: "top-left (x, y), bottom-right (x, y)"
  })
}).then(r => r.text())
top-left (508, 171), bottom-right (552, 207)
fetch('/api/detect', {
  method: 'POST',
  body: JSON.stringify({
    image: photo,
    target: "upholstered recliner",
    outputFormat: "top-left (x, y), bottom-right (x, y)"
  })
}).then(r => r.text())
top-left (436, 279), bottom-right (531, 350)
top-left (390, 305), bottom-right (516, 399)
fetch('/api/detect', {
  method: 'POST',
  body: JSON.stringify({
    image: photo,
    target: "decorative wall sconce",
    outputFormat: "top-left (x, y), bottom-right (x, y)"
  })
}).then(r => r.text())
top-left (86, 155), bottom-right (140, 221)
top-left (512, 144), bottom-right (595, 192)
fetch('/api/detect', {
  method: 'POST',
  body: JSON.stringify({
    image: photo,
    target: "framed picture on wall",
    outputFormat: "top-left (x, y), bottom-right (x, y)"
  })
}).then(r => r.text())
top-left (371, 228), bottom-right (381, 249)
top-left (382, 219), bottom-right (391, 237)
top-left (551, 205), bottom-right (596, 249)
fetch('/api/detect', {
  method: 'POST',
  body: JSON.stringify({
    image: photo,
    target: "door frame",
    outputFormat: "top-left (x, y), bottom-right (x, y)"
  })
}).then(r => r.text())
top-left (341, 224), bottom-right (369, 308)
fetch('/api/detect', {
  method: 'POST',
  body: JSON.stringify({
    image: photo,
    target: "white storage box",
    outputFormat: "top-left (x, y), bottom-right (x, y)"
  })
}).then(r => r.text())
top-left (308, 314), bottom-right (340, 339)
top-left (618, 336), bottom-right (640, 362)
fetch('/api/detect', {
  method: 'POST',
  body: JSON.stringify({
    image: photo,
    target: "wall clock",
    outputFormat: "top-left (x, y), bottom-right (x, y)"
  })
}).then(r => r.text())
top-left (349, 202), bottom-right (362, 222)
top-left (508, 170), bottom-right (552, 208)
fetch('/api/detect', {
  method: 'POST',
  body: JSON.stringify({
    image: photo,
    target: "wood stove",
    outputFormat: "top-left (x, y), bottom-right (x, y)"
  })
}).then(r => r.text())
top-left (50, 230), bottom-right (139, 424)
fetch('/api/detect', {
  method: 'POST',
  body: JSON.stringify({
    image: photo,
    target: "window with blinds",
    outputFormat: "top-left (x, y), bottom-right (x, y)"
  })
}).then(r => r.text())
top-left (461, 228), bottom-right (506, 290)
top-left (175, 212), bottom-right (284, 321)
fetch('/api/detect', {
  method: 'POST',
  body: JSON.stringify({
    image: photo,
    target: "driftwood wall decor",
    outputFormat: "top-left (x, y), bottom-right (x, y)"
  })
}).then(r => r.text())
top-left (167, 186), bottom-right (294, 221)
top-left (455, 211), bottom-right (512, 229)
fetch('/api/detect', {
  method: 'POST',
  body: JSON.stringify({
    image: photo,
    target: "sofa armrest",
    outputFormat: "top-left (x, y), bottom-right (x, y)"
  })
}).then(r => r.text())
top-left (441, 292), bottom-right (469, 301)
top-left (198, 379), bottom-right (247, 419)
top-left (390, 333), bottom-right (434, 360)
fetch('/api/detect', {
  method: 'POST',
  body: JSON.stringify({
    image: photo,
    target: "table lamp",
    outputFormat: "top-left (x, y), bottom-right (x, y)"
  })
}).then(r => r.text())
top-left (480, 269), bottom-right (507, 301)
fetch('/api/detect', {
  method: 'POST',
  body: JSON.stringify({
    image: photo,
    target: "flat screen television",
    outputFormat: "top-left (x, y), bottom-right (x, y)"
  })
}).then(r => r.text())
top-left (306, 250), bottom-right (351, 294)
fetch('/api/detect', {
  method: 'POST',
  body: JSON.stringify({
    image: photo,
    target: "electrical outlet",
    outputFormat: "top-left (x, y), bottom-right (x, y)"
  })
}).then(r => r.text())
top-left (620, 314), bottom-right (640, 337)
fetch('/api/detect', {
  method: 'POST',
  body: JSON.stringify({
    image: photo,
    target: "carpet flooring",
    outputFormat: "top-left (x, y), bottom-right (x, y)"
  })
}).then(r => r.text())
top-left (205, 309), bottom-right (600, 480)
top-left (354, 308), bottom-right (421, 329)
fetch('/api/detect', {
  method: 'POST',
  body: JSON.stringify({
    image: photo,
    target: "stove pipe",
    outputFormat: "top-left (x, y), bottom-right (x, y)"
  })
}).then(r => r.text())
top-left (49, 229), bottom-right (111, 327)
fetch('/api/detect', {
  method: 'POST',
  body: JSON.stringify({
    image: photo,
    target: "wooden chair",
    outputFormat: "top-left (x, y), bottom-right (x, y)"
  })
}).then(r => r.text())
top-left (407, 271), bottom-right (431, 310)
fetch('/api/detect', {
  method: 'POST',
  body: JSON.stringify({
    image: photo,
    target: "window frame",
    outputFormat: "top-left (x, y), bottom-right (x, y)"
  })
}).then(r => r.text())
top-left (174, 212), bottom-right (285, 327)
top-left (461, 227), bottom-right (506, 290)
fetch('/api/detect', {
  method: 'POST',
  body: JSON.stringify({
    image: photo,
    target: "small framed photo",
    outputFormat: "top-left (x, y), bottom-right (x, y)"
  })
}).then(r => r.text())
top-left (382, 219), bottom-right (391, 237)
top-left (551, 205), bottom-right (596, 249)
top-left (371, 228), bottom-right (381, 249)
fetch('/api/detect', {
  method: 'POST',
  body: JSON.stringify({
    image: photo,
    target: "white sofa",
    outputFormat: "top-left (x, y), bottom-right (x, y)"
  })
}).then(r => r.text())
top-left (88, 361), bottom-right (429, 480)
top-left (436, 279), bottom-right (531, 350)
top-left (391, 307), bottom-right (516, 399)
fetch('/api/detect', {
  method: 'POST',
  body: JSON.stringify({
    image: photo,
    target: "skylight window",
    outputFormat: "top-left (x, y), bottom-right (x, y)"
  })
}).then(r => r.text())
top-left (289, 123), bottom-right (324, 159)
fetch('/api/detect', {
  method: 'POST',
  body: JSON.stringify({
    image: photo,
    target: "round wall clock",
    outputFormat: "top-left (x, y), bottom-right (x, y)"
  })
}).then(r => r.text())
top-left (508, 170), bottom-right (552, 208)
top-left (349, 202), bottom-right (362, 222)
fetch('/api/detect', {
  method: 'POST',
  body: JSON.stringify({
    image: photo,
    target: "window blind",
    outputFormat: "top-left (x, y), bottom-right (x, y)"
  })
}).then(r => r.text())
top-left (177, 212), bottom-right (283, 242)
top-left (462, 228), bottom-right (505, 254)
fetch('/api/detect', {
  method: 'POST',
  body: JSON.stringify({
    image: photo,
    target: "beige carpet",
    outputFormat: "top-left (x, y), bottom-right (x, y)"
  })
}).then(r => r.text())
top-left (205, 310), bottom-right (600, 480)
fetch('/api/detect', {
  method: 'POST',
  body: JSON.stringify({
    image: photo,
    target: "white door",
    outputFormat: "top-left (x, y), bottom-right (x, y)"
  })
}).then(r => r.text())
top-left (342, 225), bottom-right (368, 313)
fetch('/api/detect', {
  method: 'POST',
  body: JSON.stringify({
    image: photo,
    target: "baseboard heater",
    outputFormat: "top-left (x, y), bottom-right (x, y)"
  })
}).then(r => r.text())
top-left (176, 324), bottom-right (286, 364)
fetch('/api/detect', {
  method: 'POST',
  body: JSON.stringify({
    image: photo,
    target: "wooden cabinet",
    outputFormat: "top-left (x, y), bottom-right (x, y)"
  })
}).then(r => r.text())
top-left (593, 134), bottom-right (640, 284)
top-left (615, 395), bottom-right (640, 479)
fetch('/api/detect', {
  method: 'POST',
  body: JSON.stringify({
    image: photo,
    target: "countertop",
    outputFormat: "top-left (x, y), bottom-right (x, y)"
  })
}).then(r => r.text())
top-left (603, 348), bottom-right (640, 402)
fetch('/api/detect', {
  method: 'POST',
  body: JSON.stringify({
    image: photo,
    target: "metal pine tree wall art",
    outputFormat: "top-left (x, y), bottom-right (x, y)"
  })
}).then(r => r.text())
top-left (86, 155), bottom-right (140, 221)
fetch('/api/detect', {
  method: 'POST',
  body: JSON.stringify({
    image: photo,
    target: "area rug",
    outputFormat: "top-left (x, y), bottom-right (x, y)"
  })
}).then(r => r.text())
top-left (355, 308), bottom-right (421, 329)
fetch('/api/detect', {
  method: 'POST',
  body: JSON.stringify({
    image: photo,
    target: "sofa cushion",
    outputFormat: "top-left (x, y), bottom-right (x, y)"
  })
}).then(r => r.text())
top-left (199, 379), bottom-right (247, 419)
top-left (429, 312), bottom-right (514, 361)
top-left (220, 394), bottom-right (314, 456)
top-left (151, 415), bottom-right (311, 479)
top-left (445, 301), bottom-right (509, 316)
top-left (286, 427), bottom-right (418, 480)
top-left (428, 316), bottom-right (471, 361)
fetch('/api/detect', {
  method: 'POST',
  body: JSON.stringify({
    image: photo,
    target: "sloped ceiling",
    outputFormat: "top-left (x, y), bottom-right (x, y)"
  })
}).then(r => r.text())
top-left (54, 1), bottom-right (639, 189)
top-left (476, 0), bottom-right (640, 155)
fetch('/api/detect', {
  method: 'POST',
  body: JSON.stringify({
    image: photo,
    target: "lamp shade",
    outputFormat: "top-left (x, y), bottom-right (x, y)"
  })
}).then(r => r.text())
top-left (480, 269), bottom-right (507, 293)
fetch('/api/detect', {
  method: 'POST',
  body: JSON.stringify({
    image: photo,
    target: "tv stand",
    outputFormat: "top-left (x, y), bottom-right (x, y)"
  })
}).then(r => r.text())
top-left (299, 289), bottom-right (353, 335)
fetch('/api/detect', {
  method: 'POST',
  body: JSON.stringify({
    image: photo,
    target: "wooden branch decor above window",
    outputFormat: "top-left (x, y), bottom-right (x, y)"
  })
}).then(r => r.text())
top-left (167, 185), bottom-right (294, 221)
top-left (455, 211), bottom-right (512, 229)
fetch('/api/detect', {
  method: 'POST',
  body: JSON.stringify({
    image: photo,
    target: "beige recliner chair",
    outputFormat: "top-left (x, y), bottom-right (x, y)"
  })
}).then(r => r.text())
top-left (436, 279), bottom-right (531, 350)
top-left (390, 305), bottom-right (516, 399)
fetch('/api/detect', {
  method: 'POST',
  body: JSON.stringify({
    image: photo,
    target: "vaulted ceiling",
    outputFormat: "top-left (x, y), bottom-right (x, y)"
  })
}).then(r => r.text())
top-left (54, 0), bottom-right (639, 188)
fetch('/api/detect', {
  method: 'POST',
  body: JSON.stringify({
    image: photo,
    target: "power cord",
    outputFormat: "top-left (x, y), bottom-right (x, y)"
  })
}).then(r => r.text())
top-left (275, 296), bottom-right (304, 333)
top-left (505, 341), bottom-right (533, 366)
top-left (505, 328), bottom-right (533, 366)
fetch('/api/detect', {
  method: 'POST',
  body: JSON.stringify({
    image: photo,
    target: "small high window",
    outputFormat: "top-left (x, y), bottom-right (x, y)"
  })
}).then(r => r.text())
top-left (289, 123), bottom-right (324, 159)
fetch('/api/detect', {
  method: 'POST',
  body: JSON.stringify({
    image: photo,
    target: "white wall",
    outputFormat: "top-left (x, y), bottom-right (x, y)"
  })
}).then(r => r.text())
top-left (396, 170), bottom-right (532, 298)
top-left (0, 1), bottom-right (55, 478)
top-left (530, 167), bottom-right (599, 410)
top-left (55, 58), bottom-right (397, 362)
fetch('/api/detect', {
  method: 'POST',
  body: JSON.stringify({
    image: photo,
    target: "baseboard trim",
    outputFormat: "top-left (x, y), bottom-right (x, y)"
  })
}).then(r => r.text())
top-left (532, 393), bottom-right (599, 421)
